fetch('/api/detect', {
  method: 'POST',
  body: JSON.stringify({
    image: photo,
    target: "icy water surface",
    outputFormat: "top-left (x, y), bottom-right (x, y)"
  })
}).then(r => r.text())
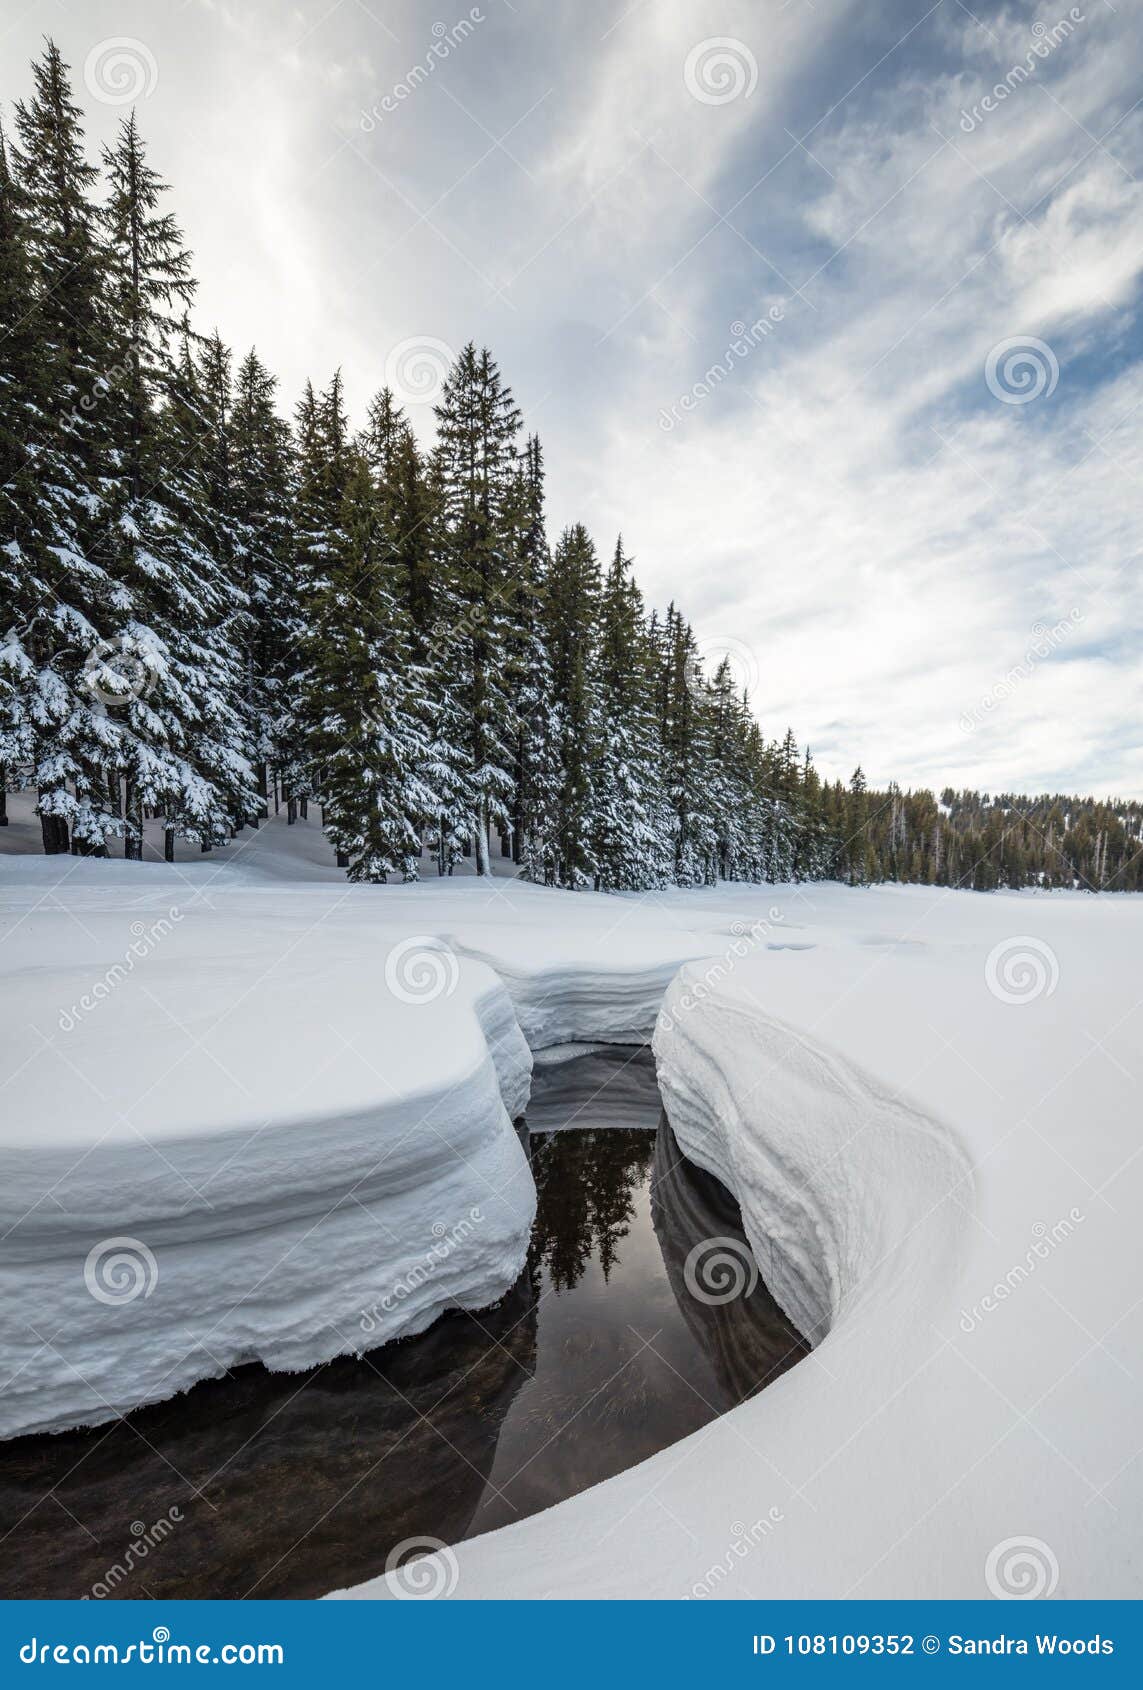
top-left (0, 1048), bottom-right (806, 1599)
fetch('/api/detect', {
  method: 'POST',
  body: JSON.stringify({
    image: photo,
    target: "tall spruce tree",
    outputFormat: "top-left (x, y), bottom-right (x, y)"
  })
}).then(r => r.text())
top-left (432, 343), bottom-right (521, 874)
top-left (230, 348), bottom-right (297, 814)
top-left (504, 434), bottom-right (560, 876)
top-left (590, 536), bottom-right (671, 889)
top-left (292, 371), bottom-right (352, 820)
top-left (546, 522), bottom-right (601, 886)
top-left (6, 43), bottom-right (117, 853)
top-left (300, 452), bottom-right (438, 880)
top-left (98, 112), bottom-right (252, 857)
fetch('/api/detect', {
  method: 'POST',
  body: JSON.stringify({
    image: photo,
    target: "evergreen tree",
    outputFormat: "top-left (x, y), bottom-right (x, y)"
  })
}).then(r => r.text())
top-left (590, 536), bottom-right (671, 889)
top-left (431, 343), bottom-right (521, 874)
top-left (230, 349), bottom-right (297, 816)
top-left (504, 434), bottom-right (560, 877)
top-left (660, 608), bottom-right (717, 885)
top-left (291, 371), bottom-right (352, 820)
top-left (547, 523), bottom-right (601, 886)
top-left (0, 116), bottom-right (44, 827)
top-left (98, 112), bottom-right (252, 857)
top-left (5, 43), bottom-right (116, 852)
top-left (300, 453), bottom-right (438, 880)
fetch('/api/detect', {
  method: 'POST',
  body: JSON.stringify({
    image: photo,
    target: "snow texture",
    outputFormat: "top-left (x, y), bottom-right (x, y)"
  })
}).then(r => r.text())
top-left (2, 796), bottom-right (1141, 1598)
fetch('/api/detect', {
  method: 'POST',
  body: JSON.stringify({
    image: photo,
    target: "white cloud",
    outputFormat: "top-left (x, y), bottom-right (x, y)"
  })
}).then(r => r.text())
top-left (5, 0), bottom-right (1139, 797)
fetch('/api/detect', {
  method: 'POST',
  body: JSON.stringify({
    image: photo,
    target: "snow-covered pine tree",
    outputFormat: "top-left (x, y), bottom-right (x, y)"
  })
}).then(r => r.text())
top-left (794, 745), bottom-right (827, 879)
top-left (659, 607), bottom-right (718, 885)
top-left (300, 451), bottom-right (438, 880)
top-left (0, 117), bottom-right (43, 828)
top-left (589, 535), bottom-right (672, 890)
top-left (98, 113), bottom-right (253, 858)
top-left (358, 388), bottom-right (438, 661)
top-left (359, 403), bottom-right (464, 873)
top-left (504, 434), bottom-right (560, 877)
top-left (5, 44), bottom-right (119, 853)
top-left (706, 656), bottom-right (753, 881)
top-left (431, 343), bottom-right (521, 875)
top-left (844, 765), bottom-right (874, 885)
top-left (230, 349), bottom-right (298, 817)
top-left (546, 522), bottom-right (601, 887)
top-left (291, 371), bottom-right (353, 822)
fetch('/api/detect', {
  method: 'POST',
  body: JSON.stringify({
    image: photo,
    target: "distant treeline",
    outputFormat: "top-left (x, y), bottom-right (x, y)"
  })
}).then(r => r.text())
top-left (827, 782), bottom-right (1143, 892)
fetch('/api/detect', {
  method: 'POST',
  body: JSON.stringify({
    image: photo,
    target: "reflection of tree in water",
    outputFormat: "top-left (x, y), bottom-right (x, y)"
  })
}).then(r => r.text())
top-left (528, 1128), bottom-right (654, 1290)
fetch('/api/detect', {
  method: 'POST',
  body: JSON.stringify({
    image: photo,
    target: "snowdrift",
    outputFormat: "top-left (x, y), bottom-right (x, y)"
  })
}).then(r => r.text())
top-left (3, 808), bottom-right (1141, 1598)
top-left (0, 923), bottom-right (534, 1438)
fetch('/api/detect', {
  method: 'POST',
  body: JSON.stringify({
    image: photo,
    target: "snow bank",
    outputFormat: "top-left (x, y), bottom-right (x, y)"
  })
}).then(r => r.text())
top-left (0, 925), bottom-right (534, 1438)
top-left (4, 812), bottom-right (1141, 1599)
top-left (653, 969), bottom-right (974, 1346)
top-left (333, 882), bottom-right (1143, 1601)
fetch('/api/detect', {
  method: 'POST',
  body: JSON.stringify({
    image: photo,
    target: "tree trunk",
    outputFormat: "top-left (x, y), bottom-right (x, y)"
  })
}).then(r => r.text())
top-left (300, 796), bottom-right (308, 820)
top-left (474, 804), bottom-right (490, 876)
top-left (286, 793), bottom-right (297, 824)
top-left (256, 760), bottom-right (268, 822)
top-left (38, 793), bottom-right (68, 855)
top-left (0, 765), bottom-right (7, 825)
top-left (336, 850), bottom-right (349, 868)
top-left (124, 779), bottom-right (143, 861)
top-left (164, 827), bottom-right (175, 863)
top-left (512, 727), bottom-right (524, 864)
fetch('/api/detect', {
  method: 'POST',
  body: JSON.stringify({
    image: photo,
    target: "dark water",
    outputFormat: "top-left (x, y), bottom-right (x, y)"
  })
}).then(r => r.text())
top-left (0, 1048), bottom-right (806, 1599)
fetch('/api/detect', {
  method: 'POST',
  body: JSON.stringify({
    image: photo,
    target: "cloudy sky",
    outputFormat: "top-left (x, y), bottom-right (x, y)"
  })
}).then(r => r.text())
top-left (5, 0), bottom-right (1142, 796)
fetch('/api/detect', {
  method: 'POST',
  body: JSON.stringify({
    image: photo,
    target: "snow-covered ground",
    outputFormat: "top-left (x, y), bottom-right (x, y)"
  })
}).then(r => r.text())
top-left (1, 794), bottom-right (1140, 1598)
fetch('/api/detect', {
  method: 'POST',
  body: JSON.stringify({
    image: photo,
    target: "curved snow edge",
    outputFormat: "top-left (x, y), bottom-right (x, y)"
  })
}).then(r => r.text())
top-left (0, 964), bottom-right (536, 1441)
top-left (652, 962), bottom-right (976, 1346)
top-left (330, 955), bottom-right (977, 1600)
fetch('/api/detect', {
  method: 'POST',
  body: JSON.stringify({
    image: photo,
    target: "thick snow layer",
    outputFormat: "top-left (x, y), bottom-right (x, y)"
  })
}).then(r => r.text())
top-left (0, 806), bottom-right (538, 1436)
top-left (2, 800), bottom-right (1141, 1598)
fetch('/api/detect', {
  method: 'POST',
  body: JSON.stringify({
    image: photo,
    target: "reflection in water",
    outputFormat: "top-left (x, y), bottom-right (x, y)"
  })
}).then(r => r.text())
top-left (0, 1047), bottom-right (806, 1599)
